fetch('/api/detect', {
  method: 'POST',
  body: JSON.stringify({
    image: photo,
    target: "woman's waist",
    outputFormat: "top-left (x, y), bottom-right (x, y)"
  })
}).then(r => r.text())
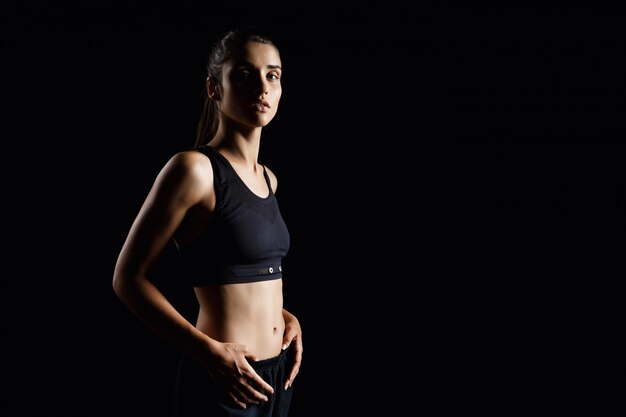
top-left (196, 312), bottom-right (285, 359)
top-left (194, 282), bottom-right (285, 359)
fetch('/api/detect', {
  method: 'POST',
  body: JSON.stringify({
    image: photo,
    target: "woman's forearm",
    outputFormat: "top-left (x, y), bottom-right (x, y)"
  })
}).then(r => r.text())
top-left (114, 277), bottom-right (215, 360)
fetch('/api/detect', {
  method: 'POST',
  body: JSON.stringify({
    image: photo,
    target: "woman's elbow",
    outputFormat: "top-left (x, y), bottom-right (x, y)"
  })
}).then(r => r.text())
top-left (112, 263), bottom-right (135, 300)
top-left (112, 269), bottom-right (126, 299)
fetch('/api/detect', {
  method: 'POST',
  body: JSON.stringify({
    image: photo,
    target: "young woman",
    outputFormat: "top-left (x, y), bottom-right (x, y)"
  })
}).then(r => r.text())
top-left (113, 26), bottom-right (302, 417)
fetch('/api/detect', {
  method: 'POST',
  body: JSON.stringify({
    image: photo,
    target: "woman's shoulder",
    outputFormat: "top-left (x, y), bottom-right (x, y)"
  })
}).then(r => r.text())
top-left (158, 149), bottom-right (214, 190)
top-left (169, 148), bottom-right (213, 166)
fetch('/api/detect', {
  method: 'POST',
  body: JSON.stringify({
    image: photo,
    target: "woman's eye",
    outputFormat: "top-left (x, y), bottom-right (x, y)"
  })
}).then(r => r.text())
top-left (234, 70), bottom-right (250, 80)
top-left (268, 73), bottom-right (280, 81)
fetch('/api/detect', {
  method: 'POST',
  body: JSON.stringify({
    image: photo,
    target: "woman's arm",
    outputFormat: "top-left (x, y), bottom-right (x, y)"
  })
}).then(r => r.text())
top-left (281, 308), bottom-right (303, 389)
top-left (113, 151), bottom-right (216, 357)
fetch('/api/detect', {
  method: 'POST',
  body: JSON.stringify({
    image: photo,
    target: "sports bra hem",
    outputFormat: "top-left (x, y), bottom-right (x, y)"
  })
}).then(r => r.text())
top-left (187, 258), bottom-right (284, 287)
top-left (191, 273), bottom-right (283, 287)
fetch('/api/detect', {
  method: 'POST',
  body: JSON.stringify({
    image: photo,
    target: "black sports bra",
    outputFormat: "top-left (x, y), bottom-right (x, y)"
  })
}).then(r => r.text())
top-left (174, 145), bottom-right (290, 286)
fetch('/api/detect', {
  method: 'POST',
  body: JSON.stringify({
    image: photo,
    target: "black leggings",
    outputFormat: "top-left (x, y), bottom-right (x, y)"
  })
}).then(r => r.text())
top-left (172, 346), bottom-right (294, 417)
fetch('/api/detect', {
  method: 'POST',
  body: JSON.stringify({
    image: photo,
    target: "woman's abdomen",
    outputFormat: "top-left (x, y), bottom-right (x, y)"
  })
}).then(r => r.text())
top-left (194, 279), bottom-right (285, 359)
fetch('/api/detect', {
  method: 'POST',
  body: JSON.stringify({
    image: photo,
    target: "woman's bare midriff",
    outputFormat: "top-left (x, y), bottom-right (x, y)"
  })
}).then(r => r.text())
top-left (193, 278), bottom-right (285, 360)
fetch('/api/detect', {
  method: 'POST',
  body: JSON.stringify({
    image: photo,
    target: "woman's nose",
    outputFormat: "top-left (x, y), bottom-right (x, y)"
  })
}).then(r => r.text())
top-left (254, 75), bottom-right (269, 96)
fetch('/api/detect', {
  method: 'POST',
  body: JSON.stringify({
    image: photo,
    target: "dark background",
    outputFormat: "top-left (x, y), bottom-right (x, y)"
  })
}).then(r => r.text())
top-left (2, 1), bottom-right (623, 415)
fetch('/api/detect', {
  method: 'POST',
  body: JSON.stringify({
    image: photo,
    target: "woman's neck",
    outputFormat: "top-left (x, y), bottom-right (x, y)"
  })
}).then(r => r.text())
top-left (208, 133), bottom-right (262, 166)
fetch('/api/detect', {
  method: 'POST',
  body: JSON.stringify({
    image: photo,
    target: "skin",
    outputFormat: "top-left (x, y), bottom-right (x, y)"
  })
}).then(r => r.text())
top-left (112, 41), bottom-right (302, 410)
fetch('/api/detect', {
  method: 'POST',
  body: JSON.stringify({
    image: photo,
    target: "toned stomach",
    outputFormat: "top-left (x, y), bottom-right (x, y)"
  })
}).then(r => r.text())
top-left (193, 278), bottom-right (285, 360)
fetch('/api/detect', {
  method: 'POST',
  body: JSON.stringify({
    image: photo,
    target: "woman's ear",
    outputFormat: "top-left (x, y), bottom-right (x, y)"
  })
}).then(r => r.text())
top-left (206, 77), bottom-right (221, 101)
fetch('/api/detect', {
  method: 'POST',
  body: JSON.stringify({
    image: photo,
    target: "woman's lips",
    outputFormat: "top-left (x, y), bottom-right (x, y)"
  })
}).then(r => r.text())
top-left (254, 101), bottom-right (270, 112)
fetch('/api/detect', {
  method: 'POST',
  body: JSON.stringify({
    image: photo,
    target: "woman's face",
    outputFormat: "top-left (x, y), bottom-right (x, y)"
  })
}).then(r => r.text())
top-left (218, 41), bottom-right (282, 129)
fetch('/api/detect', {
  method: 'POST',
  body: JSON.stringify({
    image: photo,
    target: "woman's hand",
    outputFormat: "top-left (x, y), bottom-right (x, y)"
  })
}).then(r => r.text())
top-left (281, 310), bottom-right (303, 390)
top-left (207, 342), bottom-right (274, 409)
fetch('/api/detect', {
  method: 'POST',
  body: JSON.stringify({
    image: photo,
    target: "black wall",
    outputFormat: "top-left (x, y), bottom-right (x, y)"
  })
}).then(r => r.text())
top-left (3, 2), bottom-right (623, 415)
